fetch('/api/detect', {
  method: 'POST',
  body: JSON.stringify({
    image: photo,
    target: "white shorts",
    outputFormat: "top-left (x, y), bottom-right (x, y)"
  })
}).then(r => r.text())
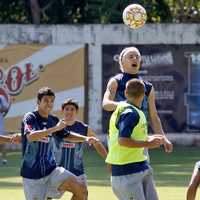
top-left (111, 168), bottom-right (158, 200)
top-left (23, 167), bottom-right (74, 200)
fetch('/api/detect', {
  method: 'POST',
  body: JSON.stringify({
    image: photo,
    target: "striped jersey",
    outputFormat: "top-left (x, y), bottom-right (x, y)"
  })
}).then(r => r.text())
top-left (20, 111), bottom-right (69, 179)
top-left (53, 121), bottom-right (88, 176)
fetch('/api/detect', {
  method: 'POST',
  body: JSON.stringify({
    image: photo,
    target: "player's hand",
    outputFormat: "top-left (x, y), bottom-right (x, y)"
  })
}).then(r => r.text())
top-left (55, 119), bottom-right (67, 131)
top-left (86, 136), bottom-right (99, 145)
top-left (11, 133), bottom-right (21, 144)
top-left (147, 135), bottom-right (164, 149)
top-left (106, 163), bottom-right (112, 173)
top-left (163, 136), bottom-right (173, 153)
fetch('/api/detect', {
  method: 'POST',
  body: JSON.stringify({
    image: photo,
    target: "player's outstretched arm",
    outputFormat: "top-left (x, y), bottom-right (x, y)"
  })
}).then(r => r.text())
top-left (118, 135), bottom-right (164, 149)
top-left (87, 128), bottom-right (107, 159)
top-left (148, 86), bottom-right (173, 153)
top-left (0, 135), bottom-right (12, 144)
top-left (0, 133), bottom-right (22, 144)
top-left (102, 78), bottom-right (119, 111)
top-left (64, 131), bottom-right (99, 144)
top-left (27, 119), bottom-right (66, 142)
top-left (11, 133), bottom-right (21, 144)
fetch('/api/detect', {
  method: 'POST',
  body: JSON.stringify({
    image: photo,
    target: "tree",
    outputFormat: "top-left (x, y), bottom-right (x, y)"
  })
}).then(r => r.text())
top-left (29, 0), bottom-right (40, 24)
top-left (168, 0), bottom-right (200, 22)
top-left (0, 0), bottom-right (28, 23)
top-left (0, 0), bottom-right (199, 24)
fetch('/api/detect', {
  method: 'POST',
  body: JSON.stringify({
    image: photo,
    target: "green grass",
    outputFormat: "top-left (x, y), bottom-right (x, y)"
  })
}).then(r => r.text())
top-left (0, 146), bottom-right (200, 200)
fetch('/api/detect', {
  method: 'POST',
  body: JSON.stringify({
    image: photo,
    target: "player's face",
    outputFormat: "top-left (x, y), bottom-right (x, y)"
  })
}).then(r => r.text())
top-left (122, 50), bottom-right (141, 74)
top-left (38, 95), bottom-right (55, 114)
top-left (62, 105), bottom-right (78, 122)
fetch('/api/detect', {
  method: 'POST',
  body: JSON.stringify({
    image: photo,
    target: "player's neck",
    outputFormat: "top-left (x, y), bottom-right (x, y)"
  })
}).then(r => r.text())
top-left (123, 72), bottom-right (138, 76)
top-left (127, 99), bottom-right (141, 109)
top-left (37, 109), bottom-right (49, 118)
top-left (65, 120), bottom-right (76, 126)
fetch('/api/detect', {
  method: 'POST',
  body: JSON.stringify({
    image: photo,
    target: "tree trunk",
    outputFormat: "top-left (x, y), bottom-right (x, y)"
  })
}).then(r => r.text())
top-left (29, 0), bottom-right (41, 24)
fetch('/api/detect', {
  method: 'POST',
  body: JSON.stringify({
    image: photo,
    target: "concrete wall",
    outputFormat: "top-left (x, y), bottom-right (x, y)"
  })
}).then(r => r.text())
top-left (1, 24), bottom-right (200, 134)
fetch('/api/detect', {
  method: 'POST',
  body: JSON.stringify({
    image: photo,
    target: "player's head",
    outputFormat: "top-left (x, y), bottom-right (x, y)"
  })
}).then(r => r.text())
top-left (37, 87), bottom-right (55, 113)
top-left (119, 47), bottom-right (141, 74)
top-left (61, 98), bottom-right (79, 122)
top-left (125, 78), bottom-right (145, 102)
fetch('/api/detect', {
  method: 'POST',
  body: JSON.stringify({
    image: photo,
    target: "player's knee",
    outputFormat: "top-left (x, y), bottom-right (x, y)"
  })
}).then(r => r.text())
top-left (58, 176), bottom-right (86, 199)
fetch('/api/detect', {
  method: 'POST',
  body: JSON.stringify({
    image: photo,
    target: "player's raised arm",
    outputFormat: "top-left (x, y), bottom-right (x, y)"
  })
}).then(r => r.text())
top-left (102, 78), bottom-right (119, 111)
top-left (148, 86), bottom-right (173, 153)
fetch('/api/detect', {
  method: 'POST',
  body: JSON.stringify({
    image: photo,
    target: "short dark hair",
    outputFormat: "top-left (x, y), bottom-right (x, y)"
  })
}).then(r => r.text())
top-left (126, 79), bottom-right (145, 98)
top-left (37, 87), bottom-right (55, 101)
top-left (61, 98), bottom-right (79, 110)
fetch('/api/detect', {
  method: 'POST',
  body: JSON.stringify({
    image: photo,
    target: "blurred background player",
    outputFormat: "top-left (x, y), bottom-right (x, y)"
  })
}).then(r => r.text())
top-left (102, 46), bottom-right (173, 154)
top-left (187, 161), bottom-right (200, 200)
top-left (0, 134), bottom-right (21, 144)
top-left (0, 94), bottom-right (10, 165)
top-left (51, 98), bottom-right (107, 200)
top-left (106, 79), bottom-right (164, 200)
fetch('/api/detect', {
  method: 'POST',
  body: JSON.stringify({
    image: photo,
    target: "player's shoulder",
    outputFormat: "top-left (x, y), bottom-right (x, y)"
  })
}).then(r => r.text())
top-left (122, 106), bottom-right (138, 115)
top-left (49, 114), bottom-right (59, 123)
top-left (119, 106), bottom-right (140, 124)
top-left (142, 79), bottom-right (152, 87)
top-left (75, 120), bottom-right (88, 128)
top-left (112, 73), bottom-right (124, 81)
top-left (140, 78), bottom-right (153, 96)
top-left (23, 111), bottom-right (36, 119)
top-left (22, 111), bottom-right (37, 123)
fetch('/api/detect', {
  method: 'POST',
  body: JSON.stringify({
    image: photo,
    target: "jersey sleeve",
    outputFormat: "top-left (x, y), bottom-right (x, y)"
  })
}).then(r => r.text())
top-left (143, 80), bottom-right (153, 96)
top-left (116, 108), bottom-right (140, 138)
top-left (22, 113), bottom-right (37, 135)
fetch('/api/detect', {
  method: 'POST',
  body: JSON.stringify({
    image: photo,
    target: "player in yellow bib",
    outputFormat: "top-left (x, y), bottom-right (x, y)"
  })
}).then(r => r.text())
top-left (106, 78), bottom-right (164, 200)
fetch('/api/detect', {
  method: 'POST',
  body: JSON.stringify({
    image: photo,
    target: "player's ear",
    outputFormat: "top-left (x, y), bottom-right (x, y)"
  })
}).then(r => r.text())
top-left (124, 89), bottom-right (128, 99)
top-left (37, 99), bottom-right (40, 105)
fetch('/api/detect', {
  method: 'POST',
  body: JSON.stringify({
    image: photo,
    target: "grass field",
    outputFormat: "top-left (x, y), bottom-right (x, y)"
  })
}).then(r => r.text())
top-left (0, 146), bottom-right (200, 200)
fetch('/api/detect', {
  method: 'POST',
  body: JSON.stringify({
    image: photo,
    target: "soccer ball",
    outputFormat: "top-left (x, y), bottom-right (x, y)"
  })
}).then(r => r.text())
top-left (122, 4), bottom-right (147, 29)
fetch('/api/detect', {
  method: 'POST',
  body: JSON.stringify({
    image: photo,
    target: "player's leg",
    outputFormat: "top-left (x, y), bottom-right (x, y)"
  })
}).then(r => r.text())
top-left (47, 167), bottom-right (86, 200)
top-left (46, 174), bottom-right (88, 200)
top-left (111, 173), bottom-right (145, 200)
top-left (23, 177), bottom-right (48, 200)
top-left (143, 167), bottom-right (159, 200)
top-left (187, 161), bottom-right (200, 200)
top-left (71, 174), bottom-right (88, 200)
top-left (58, 176), bottom-right (86, 200)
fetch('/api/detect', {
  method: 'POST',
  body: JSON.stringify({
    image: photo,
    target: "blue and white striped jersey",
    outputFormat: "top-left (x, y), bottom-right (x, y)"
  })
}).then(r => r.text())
top-left (53, 121), bottom-right (88, 176)
top-left (20, 111), bottom-right (69, 179)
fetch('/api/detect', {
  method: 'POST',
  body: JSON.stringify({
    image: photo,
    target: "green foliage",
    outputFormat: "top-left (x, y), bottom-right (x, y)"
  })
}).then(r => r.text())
top-left (0, 0), bottom-right (28, 23)
top-left (0, 0), bottom-right (199, 24)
